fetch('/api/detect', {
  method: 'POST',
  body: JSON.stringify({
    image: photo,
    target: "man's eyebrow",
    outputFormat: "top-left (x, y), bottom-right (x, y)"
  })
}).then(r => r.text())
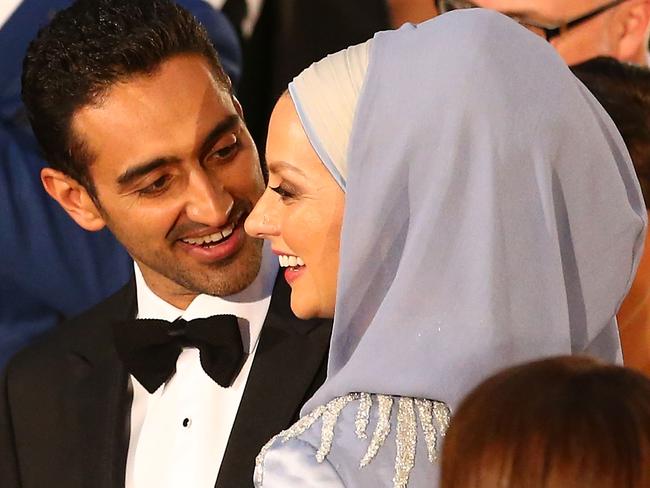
top-left (116, 114), bottom-right (242, 188)
top-left (198, 114), bottom-right (241, 160)
top-left (116, 157), bottom-right (180, 187)
top-left (267, 160), bottom-right (306, 177)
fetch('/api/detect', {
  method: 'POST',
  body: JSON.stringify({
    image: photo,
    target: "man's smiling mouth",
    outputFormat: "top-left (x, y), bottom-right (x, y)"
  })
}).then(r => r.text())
top-left (175, 203), bottom-right (250, 250)
top-left (180, 223), bottom-right (235, 247)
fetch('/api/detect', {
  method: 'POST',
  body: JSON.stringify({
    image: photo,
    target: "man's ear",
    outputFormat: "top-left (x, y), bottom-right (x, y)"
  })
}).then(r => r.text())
top-left (614, 0), bottom-right (650, 63)
top-left (41, 167), bottom-right (106, 231)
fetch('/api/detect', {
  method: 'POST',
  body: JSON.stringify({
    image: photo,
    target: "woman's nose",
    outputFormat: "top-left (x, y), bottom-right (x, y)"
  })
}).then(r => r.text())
top-left (245, 190), bottom-right (280, 237)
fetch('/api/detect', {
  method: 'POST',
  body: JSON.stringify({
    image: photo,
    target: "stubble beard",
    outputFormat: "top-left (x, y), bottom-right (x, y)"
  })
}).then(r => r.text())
top-left (99, 196), bottom-right (265, 299)
top-left (156, 236), bottom-right (264, 297)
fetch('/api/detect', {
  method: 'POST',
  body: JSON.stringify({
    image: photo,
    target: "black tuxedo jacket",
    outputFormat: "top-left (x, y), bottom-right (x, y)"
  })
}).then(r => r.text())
top-left (0, 274), bottom-right (332, 487)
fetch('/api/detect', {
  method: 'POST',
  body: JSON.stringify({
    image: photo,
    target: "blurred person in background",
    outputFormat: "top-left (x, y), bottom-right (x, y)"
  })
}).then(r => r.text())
top-left (0, 0), bottom-right (132, 369)
top-left (572, 57), bottom-right (650, 376)
top-left (441, 356), bottom-right (650, 488)
top-left (219, 0), bottom-right (437, 154)
top-left (0, 0), bottom-right (241, 369)
top-left (436, 0), bottom-right (650, 66)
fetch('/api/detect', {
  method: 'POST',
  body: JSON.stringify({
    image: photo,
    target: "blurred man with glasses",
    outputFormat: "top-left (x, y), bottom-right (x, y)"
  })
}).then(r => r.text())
top-left (437, 0), bottom-right (650, 65)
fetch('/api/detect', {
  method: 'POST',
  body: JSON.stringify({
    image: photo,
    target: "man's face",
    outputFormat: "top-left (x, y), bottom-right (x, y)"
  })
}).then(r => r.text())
top-left (471, 0), bottom-right (621, 64)
top-left (72, 54), bottom-right (265, 307)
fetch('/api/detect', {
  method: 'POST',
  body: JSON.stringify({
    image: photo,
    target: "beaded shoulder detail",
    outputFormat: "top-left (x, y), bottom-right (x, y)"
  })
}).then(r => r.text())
top-left (255, 393), bottom-right (450, 488)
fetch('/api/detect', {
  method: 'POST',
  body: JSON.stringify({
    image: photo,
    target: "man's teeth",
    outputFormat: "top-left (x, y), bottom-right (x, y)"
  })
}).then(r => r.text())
top-left (182, 225), bottom-right (234, 245)
top-left (278, 255), bottom-right (305, 268)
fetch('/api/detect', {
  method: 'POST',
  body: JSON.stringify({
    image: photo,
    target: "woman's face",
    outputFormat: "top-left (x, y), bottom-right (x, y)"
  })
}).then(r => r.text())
top-left (245, 95), bottom-right (345, 319)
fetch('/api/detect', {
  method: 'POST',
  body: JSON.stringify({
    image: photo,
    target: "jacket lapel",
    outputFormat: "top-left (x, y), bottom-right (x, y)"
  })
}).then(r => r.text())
top-left (216, 275), bottom-right (332, 487)
top-left (64, 279), bottom-right (136, 488)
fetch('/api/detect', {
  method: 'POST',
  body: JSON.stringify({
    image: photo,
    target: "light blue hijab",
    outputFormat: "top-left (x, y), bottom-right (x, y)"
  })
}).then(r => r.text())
top-left (290, 9), bottom-right (647, 414)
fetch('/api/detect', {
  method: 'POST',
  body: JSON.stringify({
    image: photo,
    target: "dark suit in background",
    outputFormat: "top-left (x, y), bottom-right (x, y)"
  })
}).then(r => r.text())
top-left (0, 0), bottom-right (132, 369)
top-left (228, 0), bottom-right (390, 155)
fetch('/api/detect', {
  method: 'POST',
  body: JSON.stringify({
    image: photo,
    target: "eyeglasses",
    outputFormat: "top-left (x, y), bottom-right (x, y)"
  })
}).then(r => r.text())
top-left (436, 0), bottom-right (627, 41)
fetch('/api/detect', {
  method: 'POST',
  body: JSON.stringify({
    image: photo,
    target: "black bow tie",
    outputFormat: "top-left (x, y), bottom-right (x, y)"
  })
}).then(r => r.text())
top-left (113, 315), bottom-right (244, 393)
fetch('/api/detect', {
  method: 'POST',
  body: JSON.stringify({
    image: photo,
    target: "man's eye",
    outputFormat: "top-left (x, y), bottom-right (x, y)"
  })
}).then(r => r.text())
top-left (138, 175), bottom-right (171, 196)
top-left (210, 140), bottom-right (239, 160)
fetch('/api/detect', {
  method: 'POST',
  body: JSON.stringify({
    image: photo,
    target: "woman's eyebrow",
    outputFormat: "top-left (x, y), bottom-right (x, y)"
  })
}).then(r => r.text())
top-left (267, 160), bottom-right (306, 177)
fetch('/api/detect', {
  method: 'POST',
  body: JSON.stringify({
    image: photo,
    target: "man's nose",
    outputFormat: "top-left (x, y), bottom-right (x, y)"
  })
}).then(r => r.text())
top-left (245, 190), bottom-right (279, 237)
top-left (185, 169), bottom-right (233, 227)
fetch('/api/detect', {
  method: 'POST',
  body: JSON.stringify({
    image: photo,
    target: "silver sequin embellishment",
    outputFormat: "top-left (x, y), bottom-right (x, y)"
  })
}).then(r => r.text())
top-left (355, 393), bottom-right (372, 439)
top-left (280, 404), bottom-right (327, 441)
top-left (360, 394), bottom-right (394, 467)
top-left (414, 399), bottom-right (437, 462)
top-left (254, 404), bottom-right (327, 486)
top-left (255, 393), bottom-right (451, 487)
top-left (393, 397), bottom-right (417, 488)
top-left (316, 394), bottom-right (359, 462)
top-left (433, 401), bottom-right (451, 436)
top-left (254, 432), bottom-right (280, 486)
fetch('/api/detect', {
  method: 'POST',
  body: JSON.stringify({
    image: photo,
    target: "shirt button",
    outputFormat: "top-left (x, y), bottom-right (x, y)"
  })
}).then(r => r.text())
top-left (182, 417), bottom-right (191, 428)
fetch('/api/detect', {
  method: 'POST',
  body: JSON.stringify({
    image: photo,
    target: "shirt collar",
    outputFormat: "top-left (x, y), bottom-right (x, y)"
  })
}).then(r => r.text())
top-left (135, 241), bottom-right (278, 353)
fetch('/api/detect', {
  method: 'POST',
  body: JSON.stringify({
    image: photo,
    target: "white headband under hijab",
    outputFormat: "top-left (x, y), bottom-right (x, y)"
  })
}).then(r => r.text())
top-left (288, 39), bottom-right (371, 190)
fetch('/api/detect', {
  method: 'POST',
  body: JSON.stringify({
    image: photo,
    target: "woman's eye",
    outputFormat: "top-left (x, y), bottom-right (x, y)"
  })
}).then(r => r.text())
top-left (269, 184), bottom-right (295, 200)
top-left (138, 175), bottom-right (171, 196)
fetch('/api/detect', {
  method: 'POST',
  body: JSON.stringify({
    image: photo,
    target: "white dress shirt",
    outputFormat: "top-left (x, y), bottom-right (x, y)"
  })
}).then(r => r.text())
top-left (125, 242), bottom-right (278, 488)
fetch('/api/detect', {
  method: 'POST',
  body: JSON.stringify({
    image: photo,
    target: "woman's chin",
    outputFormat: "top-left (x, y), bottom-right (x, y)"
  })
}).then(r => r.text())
top-left (291, 307), bottom-right (317, 320)
top-left (290, 293), bottom-right (335, 320)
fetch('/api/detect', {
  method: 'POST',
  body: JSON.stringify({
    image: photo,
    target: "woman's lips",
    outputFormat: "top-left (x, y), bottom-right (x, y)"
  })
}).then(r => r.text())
top-left (274, 251), bottom-right (306, 284)
top-left (284, 265), bottom-right (306, 284)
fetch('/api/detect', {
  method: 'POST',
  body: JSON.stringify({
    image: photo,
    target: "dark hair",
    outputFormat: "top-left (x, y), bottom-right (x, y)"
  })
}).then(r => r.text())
top-left (441, 356), bottom-right (650, 488)
top-left (21, 0), bottom-right (230, 195)
top-left (571, 57), bottom-right (650, 209)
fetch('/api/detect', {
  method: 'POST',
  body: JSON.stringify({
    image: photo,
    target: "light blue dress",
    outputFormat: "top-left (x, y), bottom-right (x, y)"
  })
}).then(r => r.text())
top-left (255, 394), bottom-right (449, 487)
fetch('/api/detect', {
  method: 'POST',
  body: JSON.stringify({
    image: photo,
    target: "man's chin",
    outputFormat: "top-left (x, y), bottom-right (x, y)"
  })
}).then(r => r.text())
top-left (176, 239), bottom-right (263, 297)
top-left (133, 237), bottom-right (263, 300)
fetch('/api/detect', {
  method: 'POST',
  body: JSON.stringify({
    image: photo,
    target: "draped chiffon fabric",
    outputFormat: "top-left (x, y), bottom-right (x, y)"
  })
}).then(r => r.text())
top-left (258, 9), bottom-right (647, 487)
top-left (294, 10), bottom-right (646, 415)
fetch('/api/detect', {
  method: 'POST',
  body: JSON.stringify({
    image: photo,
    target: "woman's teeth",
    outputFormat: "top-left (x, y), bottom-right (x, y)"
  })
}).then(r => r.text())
top-left (182, 224), bottom-right (234, 246)
top-left (278, 255), bottom-right (305, 267)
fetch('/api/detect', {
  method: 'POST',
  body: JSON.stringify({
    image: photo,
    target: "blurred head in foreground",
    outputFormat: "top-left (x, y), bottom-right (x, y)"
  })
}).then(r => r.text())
top-left (441, 355), bottom-right (650, 488)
